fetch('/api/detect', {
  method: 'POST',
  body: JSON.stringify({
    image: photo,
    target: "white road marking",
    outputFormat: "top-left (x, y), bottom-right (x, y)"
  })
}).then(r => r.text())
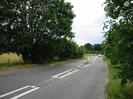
top-left (59, 69), bottom-right (79, 79)
top-left (82, 64), bottom-right (90, 68)
top-left (52, 69), bottom-right (73, 78)
top-left (31, 86), bottom-right (36, 88)
top-left (10, 87), bottom-right (39, 99)
top-left (0, 86), bottom-right (30, 98)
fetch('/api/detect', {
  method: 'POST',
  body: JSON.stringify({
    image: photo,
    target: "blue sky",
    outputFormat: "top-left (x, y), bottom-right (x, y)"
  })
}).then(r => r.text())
top-left (66, 0), bottom-right (106, 45)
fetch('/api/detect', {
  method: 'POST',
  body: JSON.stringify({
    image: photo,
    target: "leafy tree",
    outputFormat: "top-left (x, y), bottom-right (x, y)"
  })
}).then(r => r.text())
top-left (104, 0), bottom-right (133, 85)
top-left (92, 44), bottom-right (102, 52)
top-left (0, 0), bottom-right (75, 63)
top-left (84, 43), bottom-right (93, 52)
top-left (84, 43), bottom-right (103, 53)
top-left (59, 40), bottom-right (85, 59)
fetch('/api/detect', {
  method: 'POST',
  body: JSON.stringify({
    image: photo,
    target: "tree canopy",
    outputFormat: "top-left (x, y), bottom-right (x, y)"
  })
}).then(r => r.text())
top-left (104, 0), bottom-right (133, 85)
top-left (0, 0), bottom-right (85, 63)
top-left (84, 43), bottom-right (103, 53)
top-left (84, 43), bottom-right (93, 52)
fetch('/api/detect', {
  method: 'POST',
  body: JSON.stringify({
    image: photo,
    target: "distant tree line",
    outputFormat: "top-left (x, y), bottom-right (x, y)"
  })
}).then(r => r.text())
top-left (104, 0), bottom-right (133, 85)
top-left (0, 0), bottom-right (84, 63)
top-left (84, 43), bottom-right (103, 54)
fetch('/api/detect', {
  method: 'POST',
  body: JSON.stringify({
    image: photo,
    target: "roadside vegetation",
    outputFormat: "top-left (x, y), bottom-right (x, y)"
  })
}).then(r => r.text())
top-left (0, 53), bottom-right (91, 70)
top-left (103, 0), bottom-right (133, 98)
top-left (0, 53), bottom-right (22, 63)
top-left (84, 43), bottom-right (103, 54)
top-left (0, 0), bottom-right (103, 68)
top-left (0, 0), bottom-right (85, 65)
top-left (104, 0), bottom-right (133, 85)
top-left (107, 59), bottom-right (133, 99)
top-left (0, 53), bottom-right (23, 67)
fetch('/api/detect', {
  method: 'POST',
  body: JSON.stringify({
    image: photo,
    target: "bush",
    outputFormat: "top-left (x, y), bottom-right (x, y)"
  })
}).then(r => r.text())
top-left (59, 40), bottom-right (85, 59)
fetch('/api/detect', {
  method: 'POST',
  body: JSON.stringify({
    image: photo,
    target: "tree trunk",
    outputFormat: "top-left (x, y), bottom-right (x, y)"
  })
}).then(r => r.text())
top-left (21, 52), bottom-right (31, 63)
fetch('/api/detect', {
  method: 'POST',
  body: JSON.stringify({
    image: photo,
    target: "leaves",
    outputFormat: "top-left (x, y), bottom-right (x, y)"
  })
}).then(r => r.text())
top-left (104, 0), bottom-right (133, 85)
top-left (0, 0), bottom-right (79, 63)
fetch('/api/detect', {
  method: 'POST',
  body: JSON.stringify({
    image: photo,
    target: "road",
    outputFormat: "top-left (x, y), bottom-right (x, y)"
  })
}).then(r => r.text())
top-left (0, 56), bottom-right (108, 99)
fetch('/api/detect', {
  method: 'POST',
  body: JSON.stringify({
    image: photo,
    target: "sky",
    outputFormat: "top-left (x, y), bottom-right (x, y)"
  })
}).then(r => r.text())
top-left (65, 0), bottom-right (106, 45)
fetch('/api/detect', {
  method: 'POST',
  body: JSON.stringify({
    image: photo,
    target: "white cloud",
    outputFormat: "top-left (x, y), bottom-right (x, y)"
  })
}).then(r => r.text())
top-left (66, 0), bottom-right (106, 45)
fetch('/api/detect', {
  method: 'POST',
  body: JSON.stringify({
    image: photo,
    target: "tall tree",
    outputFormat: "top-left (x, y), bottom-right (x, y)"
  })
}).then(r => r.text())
top-left (0, 0), bottom-right (75, 63)
top-left (84, 43), bottom-right (93, 52)
top-left (104, 0), bottom-right (133, 85)
top-left (92, 44), bottom-right (102, 52)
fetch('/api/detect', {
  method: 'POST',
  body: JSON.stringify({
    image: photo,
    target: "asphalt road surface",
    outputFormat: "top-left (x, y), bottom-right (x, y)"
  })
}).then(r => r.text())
top-left (0, 56), bottom-right (108, 99)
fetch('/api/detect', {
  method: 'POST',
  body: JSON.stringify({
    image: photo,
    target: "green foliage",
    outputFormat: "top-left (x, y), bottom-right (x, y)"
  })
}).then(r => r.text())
top-left (107, 60), bottom-right (133, 99)
top-left (0, 0), bottom-right (83, 63)
top-left (84, 43), bottom-right (103, 54)
top-left (59, 40), bottom-right (85, 59)
top-left (104, 0), bottom-right (133, 85)
top-left (92, 44), bottom-right (103, 53)
top-left (84, 43), bottom-right (93, 52)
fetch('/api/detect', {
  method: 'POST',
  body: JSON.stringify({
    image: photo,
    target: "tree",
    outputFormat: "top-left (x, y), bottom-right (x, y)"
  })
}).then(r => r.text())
top-left (104, 0), bottom-right (133, 85)
top-left (59, 40), bottom-right (85, 59)
top-left (84, 43), bottom-right (93, 52)
top-left (92, 44), bottom-right (102, 52)
top-left (84, 43), bottom-right (103, 53)
top-left (0, 0), bottom-right (75, 63)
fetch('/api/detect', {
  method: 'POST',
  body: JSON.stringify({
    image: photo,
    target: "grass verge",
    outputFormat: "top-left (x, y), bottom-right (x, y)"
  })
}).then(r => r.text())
top-left (106, 59), bottom-right (133, 99)
top-left (0, 54), bottom-right (91, 69)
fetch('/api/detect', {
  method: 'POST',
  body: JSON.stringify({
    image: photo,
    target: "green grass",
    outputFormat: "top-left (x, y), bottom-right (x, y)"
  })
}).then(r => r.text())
top-left (107, 59), bottom-right (133, 99)
top-left (0, 62), bottom-right (24, 68)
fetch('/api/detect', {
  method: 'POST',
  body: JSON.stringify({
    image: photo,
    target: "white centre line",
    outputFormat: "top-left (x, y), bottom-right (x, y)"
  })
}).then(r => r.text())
top-left (52, 69), bottom-right (73, 78)
top-left (82, 64), bottom-right (90, 68)
top-left (0, 86), bottom-right (30, 98)
top-left (59, 69), bottom-right (79, 79)
top-left (10, 87), bottom-right (39, 99)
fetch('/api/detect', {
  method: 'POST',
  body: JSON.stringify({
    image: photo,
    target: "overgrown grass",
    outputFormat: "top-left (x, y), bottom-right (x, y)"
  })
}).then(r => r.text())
top-left (0, 53), bottom-right (22, 63)
top-left (0, 53), bottom-right (23, 67)
top-left (107, 59), bottom-right (133, 99)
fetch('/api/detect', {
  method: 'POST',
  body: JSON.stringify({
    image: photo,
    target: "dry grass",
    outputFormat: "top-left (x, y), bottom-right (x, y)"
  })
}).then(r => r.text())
top-left (0, 53), bottom-right (22, 63)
